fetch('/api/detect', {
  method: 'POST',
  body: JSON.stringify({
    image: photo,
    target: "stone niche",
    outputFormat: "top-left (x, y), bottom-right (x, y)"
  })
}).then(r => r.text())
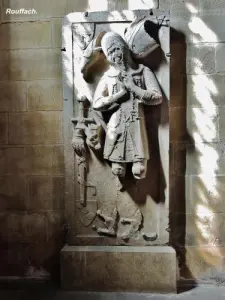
top-left (61, 9), bottom-right (177, 293)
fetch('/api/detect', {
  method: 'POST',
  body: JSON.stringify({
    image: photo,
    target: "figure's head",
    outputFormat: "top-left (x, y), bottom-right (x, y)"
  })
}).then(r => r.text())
top-left (101, 32), bottom-right (128, 65)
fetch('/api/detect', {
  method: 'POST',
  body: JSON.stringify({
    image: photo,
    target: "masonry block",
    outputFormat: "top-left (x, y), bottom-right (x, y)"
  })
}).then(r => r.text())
top-left (0, 51), bottom-right (9, 80)
top-left (0, 175), bottom-right (26, 211)
top-left (47, 212), bottom-right (65, 241)
top-left (61, 245), bottom-right (177, 293)
top-left (5, 49), bottom-right (61, 80)
top-left (0, 113), bottom-right (8, 144)
top-left (171, 75), bottom-right (186, 108)
top-left (218, 107), bottom-right (225, 141)
top-left (27, 80), bottom-right (63, 111)
top-left (8, 111), bottom-right (63, 145)
top-left (186, 142), bottom-right (225, 175)
top-left (185, 212), bottom-right (225, 246)
top-left (194, 15), bottom-right (225, 43)
top-left (0, 81), bottom-right (27, 112)
top-left (171, 43), bottom-right (186, 75)
top-left (160, 0), bottom-right (199, 14)
top-left (27, 176), bottom-right (64, 210)
top-left (170, 141), bottom-right (187, 176)
top-left (187, 74), bottom-right (223, 107)
top-left (2, 0), bottom-right (67, 21)
top-left (187, 44), bottom-right (216, 75)
top-left (187, 175), bottom-right (225, 215)
top-left (216, 44), bottom-right (225, 73)
top-left (199, 0), bottom-right (225, 14)
top-left (170, 107), bottom-right (186, 141)
top-left (0, 146), bottom-right (64, 175)
top-left (51, 19), bottom-right (62, 49)
top-left (187, 107), bottom-right (219, 143)
top-left (0, 21), bottom-right (51, 50)
top-left (0, 213), bottom-right (47, 243)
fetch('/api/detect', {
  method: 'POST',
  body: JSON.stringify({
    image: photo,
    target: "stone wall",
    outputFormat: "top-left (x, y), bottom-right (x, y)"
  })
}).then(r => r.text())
top-left (0, 0), bottom-right (225, 282)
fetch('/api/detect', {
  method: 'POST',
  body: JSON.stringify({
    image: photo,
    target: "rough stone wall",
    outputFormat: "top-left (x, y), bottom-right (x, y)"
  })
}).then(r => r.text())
top-left (0, 0), bottom-right (224, 282)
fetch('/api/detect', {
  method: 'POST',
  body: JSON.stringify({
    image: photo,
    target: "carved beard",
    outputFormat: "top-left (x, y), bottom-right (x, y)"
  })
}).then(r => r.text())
top-left (112, 51), bottom-right (123, 66)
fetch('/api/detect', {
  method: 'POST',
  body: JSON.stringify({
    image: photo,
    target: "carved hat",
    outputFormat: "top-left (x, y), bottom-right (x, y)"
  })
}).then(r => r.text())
top-left (101, 32), bottom-right (127, 55)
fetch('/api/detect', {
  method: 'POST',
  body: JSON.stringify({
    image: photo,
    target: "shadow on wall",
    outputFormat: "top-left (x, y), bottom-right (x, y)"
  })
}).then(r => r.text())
top-left (0, 0), bottom-right (95, 282)
top-left (169, 0), bottom-right (225, 286)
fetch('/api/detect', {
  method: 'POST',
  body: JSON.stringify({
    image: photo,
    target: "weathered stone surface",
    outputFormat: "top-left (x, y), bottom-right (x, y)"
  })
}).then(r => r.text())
top-left (0, 21), bottom-right (51, 49)
top-left (171, 43), bottom-right (186, 75)
top-left (187, 107), bottom-right (219, 143)
top-left (187, 74), bottom-right (223, 107)
top-left (187, 175), bottom-right (225, 214)
top-left (0, 146), bottom-right (64, 175)
top-left (184, 246), bottom-right (225, 280)
top-left (0, 113), bottom-right (8, 144)
top-left (185, 212), bottom-right (225, 246)
top-left (170, 141), bottom-right (188, 176)
top-left (192, 15), bottom-right (225, 43)
top-left (0, 213), bottom-right (47, 243)
top-left (170, 175), bottom-right (187, 213)
top-left (4, 49), bottom-right (61, 80)
top-left (199, 0), bottom-right (225, 14)
top-left (219, 108), bottom-right (225, 141)
top-left (170, 108), bottom-right (186, 141)
top-left (0, 81), bottom-right (27, 112)
top-left (66, 0), bottom-right (158, 12)
top-left (27, 80), bottom-right (63, 111)
top-left (8, 111), bottom-right (63, 145)
top-left (47, 211), bottom-right (65, 241)
top-left (171, 75), bottom-right (186, 108)
top-left (27, 176), bottom-right (64, 210)
top-left (0, 51), bottom-right (9, 80)
top-left (187, 44), bottom-right (216, 75)
top-left (2, 0), bottom-right (67, 21)
top-left (186, 142), bottom-right (225, 175)
top-left (160, 0), bottom-right (199, 12)
top-left (216, 44), bottom-right (225, 73)
top-left (170, 17), bottom-right (192, 42)
top-left (61, 245), bottom-right (177, 293)
top-left (0, 175), bottom-right (26, 211)
top-left (51, 19), bottom-right (62, 49)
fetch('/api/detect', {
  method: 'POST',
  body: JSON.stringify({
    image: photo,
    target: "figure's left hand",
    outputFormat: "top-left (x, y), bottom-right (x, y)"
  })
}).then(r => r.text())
top-left (123, 75), bottom-right (135, 91)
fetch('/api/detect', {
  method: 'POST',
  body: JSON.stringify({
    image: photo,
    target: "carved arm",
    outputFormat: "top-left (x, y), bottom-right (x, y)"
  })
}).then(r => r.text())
top-left (93, 75), bottom-right (128, 111)
top-left (124, 68), bottom-right (163, 105)
top-left (93, 88), bottom-right (127, 111)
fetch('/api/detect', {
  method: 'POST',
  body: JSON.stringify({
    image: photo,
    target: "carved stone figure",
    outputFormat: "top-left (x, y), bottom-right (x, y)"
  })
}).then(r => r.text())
top-left (93, 32), bottom-right (162, 179)
top-left (68, 12), bottom-right (169, 244)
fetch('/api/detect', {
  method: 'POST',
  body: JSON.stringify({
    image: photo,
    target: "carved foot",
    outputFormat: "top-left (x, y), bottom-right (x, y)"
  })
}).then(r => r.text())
top-left (132, 161), bottom-right (146, 179)
top-left (120, 210), bottom-right (142, 241)
top-left (112, 163), bottom-right (126, 178)
top-left (142, 232), bottom-right (158, 241)
top-left (95, 208), bottom-right (117, 237)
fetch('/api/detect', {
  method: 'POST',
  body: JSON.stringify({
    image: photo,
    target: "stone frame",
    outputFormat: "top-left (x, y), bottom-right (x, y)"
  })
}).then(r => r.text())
top-left (62, 9), bottom-right (170, 245)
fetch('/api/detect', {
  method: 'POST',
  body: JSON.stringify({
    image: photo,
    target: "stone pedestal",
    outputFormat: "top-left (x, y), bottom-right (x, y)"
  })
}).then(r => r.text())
top-left (61, 245), bottom-right (177, 293)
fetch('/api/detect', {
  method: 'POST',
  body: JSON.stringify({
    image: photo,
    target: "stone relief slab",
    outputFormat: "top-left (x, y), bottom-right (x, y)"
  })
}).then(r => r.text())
top-left (62, 10), bottom-right (170, 246)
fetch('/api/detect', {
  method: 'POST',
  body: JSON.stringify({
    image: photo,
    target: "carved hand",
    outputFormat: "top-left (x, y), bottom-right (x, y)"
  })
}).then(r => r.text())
top-left (121, 73), bottom-right (135, 91)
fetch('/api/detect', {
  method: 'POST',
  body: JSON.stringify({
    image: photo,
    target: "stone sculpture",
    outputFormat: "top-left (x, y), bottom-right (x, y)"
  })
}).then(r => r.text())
top-left (70, 13), bottom-right (168, 243)
top-left (93, 32), bottom-right (162, 180)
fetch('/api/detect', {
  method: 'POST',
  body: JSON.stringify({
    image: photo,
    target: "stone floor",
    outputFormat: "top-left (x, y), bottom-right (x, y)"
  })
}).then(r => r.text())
top-left (1, 283), bottom-right (225, 300)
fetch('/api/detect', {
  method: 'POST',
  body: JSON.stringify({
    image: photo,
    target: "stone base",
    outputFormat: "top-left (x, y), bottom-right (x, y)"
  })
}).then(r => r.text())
top-left (61, 245), bottom-right (177, 293)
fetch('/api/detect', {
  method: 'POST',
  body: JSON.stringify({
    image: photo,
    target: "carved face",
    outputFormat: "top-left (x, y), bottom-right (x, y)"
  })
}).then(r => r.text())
top-left (106, 43), bottom-right (124, 65)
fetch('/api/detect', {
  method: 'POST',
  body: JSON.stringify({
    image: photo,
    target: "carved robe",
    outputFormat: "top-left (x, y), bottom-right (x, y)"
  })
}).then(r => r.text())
top-left (93, 65), bottom-right (162, 163)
